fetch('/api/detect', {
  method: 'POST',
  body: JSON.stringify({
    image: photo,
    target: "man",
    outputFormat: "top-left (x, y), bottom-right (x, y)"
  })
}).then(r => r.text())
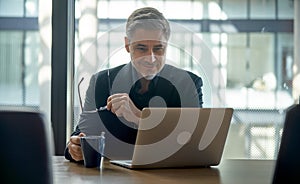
top-left (65, 7), bottom-right (203, 162)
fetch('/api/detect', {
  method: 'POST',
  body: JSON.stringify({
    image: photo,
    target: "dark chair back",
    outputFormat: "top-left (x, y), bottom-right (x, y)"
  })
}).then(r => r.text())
top-left (272, 102), bottom-right (300, 184)
top-left (0, 109), bottom-right (53, 184)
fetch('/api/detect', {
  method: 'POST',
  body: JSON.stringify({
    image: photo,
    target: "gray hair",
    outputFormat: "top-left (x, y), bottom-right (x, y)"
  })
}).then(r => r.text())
top-left (126, 7), bottom-right (171, 41)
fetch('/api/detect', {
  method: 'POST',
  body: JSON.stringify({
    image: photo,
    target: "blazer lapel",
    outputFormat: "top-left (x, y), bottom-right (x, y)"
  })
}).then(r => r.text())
top-left (110, 63), bottom-right (135, 94)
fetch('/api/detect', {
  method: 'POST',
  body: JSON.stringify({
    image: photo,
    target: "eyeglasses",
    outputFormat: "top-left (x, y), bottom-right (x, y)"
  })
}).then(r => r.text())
top-left (77, 70), bottom-right (111, 113)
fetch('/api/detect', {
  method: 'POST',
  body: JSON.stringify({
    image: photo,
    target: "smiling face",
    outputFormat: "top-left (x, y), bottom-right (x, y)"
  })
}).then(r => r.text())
top-left (125, 29), bottom-right (168, 79)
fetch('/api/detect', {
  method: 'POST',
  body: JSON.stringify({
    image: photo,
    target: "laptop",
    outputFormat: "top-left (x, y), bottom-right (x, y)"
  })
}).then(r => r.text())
top-left (110, 107), bottom-right (233, 169)
top-left (272, 101), bottom-right (300, 184)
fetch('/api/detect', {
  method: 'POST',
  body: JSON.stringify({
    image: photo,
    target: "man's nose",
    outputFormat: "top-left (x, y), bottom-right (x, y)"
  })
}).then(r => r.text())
top-left (145, 50), bottom-right (156, 63)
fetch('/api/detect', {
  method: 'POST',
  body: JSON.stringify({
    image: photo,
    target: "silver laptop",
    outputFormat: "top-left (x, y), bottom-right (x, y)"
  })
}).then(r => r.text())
top-left (110, 107), bottom-right (233, 169)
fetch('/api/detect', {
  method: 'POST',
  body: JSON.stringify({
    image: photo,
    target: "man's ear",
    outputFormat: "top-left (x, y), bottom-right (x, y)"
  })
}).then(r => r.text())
top-left (124, 37), bottom-right (130, 53)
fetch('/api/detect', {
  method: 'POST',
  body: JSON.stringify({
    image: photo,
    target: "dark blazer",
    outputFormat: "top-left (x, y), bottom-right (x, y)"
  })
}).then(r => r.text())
top-left (65, 63), bottom-right (203, 161)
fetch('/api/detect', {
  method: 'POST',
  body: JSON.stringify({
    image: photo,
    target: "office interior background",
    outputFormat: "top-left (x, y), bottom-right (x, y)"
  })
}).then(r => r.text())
top-left (0, 0), bottom-right (299, 159)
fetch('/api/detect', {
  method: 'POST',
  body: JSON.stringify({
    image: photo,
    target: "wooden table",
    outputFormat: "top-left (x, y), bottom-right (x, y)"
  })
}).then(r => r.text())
top-left (53, 156), bottom-right (275, 184)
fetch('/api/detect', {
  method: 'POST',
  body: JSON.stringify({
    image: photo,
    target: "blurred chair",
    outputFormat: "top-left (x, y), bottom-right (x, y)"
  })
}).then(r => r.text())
top-left (0, 108), bottom-right (53, 184)
top-left (272, 100), bottom-right (300, 184)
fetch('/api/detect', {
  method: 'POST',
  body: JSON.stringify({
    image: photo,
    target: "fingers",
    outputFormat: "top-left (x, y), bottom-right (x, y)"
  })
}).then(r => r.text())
top-left (68, 133), bottom-right (86, 161)
top-left (70, 132), bottom-right (85, 145)
top-left (113, 104), bottom-right (127, 117)
top-left (79, 132), bottom-right (86, 137)
top-left (112, 98), bottom-right (128, 114)
top-left (107, 93), bottom-right (129, 113)
top-left (107, 93), bottom-right (128, 104)
top-left (106, 96), bottom-right (112, 110)
top-left (106, 93), bottom-right (141, 124)
top-left (68, 142), bottom-right (83, 161)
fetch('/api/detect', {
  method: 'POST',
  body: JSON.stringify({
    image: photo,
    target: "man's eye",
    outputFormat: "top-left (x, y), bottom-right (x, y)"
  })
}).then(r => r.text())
top-left (153, 47), bottom-right (164, 52)
top-left (135, 47), bottom-right (147, 52)
top-left (153, 47), bottom-right (165, 54)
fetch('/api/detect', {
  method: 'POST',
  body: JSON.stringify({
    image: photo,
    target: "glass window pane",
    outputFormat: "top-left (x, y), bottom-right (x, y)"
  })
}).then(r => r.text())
top-left (278, 33), bottom-right (294, 92)
top-left (0, 0), bottom-right (24, 17)
top-left (137, 1), bottom-right (164, 12)
top-left (223, 0), bottom-right (247, 19)
top-left (24, 31), bottom-right (40, 105)
top-left (192, 1), bottom-right (203, 19)
top-left (250, 0), bottom-right (275, 19)
top-left (198, 0), bottom-right (219, 19)
top-left (0, 31), bottom-right (41, 106)
top-left (0, 31), bottom-right (23, 104)
top-left (164, 1), bottom-right (203, 19)
top-left (25, 0), bottom-right (38, 17)
top-left (248, 33), bottom-right (276, 95)
top-left (165, 1), bottom-right (192, 19)
top-left (97, 0), bottom-right (109, 18)
top-left (278, 0), bottom-right (294, 19)
top-left (225, 34), bottom-right (248, 88)
top-left (208, 0), bottom-right (223, 20)
top-left (0, 0), bottom-right (52, 122)
top-left (106, 1), bottom-right (136, 19)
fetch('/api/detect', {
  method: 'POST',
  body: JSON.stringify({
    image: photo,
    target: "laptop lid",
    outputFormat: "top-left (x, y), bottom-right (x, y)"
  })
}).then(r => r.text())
top-left (272, 102), bottom-right (300, 184)
top-left (111, 107), bottom-right (233, 169)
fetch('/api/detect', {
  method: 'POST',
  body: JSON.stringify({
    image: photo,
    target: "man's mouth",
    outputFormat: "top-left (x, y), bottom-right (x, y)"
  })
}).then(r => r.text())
top-left (142, 63), bottom-right (156, 69)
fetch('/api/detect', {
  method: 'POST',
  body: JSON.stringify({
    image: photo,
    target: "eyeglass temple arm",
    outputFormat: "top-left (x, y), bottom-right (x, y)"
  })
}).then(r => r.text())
top-left (78, 77), bottom-right (84, 112)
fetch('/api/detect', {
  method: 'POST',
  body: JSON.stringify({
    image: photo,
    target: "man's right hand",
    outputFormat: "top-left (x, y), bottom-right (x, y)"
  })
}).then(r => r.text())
top-left (67, 132), bottom-right (86, 161)
top-left (106, 93), bottom-right (141, 126)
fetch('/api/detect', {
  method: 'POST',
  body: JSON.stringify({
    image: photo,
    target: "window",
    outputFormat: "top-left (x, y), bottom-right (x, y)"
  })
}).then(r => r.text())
top-left (0, 0), bottom-right (296, 159)
top-left (0, 0), bottom-right (52, 132)
top-left (73, 0), bottom-right (295, 159)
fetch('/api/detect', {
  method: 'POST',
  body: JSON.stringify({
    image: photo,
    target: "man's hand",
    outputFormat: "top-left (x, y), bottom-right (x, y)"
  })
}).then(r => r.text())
top-left (67, 132), bottom-right (86, 161)
top-left (106, 93), bottom-right (141, 125)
